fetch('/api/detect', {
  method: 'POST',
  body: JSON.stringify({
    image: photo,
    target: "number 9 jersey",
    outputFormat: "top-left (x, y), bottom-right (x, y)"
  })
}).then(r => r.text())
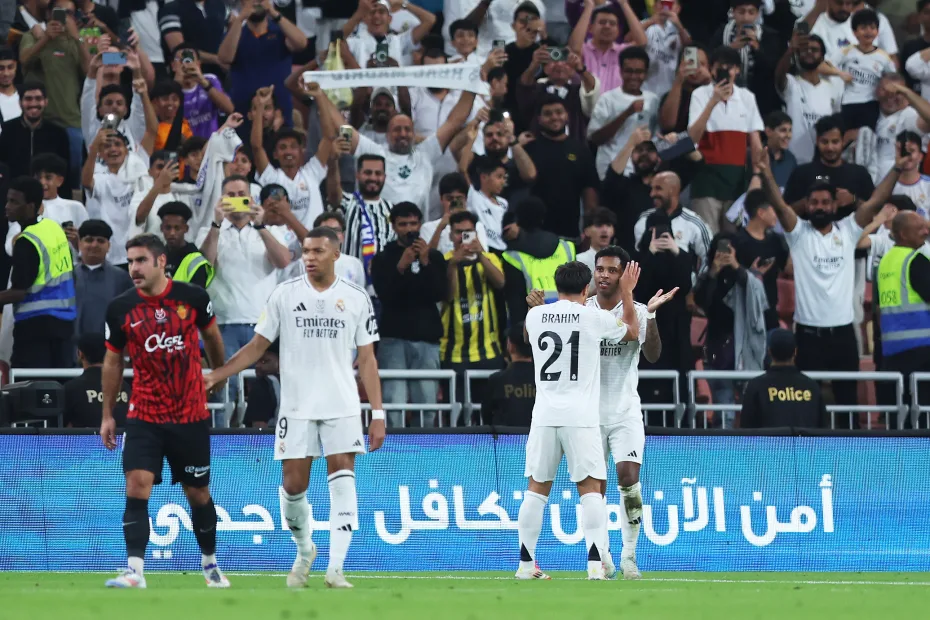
top-left (525, 300), bottom-right (628, 428)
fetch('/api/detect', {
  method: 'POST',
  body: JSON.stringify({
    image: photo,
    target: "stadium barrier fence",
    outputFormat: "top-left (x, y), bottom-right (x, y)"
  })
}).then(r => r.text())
top-left (1, 428), bottom-right (928, 572)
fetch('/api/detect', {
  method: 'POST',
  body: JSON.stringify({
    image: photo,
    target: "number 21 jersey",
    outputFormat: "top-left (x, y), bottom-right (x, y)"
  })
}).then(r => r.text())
top-left (525, 300), bottom-right (628, 428)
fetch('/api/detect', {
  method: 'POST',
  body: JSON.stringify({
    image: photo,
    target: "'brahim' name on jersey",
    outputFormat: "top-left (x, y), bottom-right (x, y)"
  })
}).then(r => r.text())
top-left (541, 313), bottom-right (580, 323)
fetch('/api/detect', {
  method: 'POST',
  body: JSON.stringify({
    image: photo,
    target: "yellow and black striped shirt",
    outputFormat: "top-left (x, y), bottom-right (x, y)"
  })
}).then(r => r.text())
top-left (440, 252), bottom-right (502, 364)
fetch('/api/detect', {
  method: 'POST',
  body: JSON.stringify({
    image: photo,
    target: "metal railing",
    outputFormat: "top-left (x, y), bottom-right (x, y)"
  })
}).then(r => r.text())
top-left (908, 372), bottom-right (930, 429)
top-left (688, 370), bottom-right (906, 430)
top-left (237, 368), bottom-right (458, 428)
top-left (464, 369), bottom-right (684, 427)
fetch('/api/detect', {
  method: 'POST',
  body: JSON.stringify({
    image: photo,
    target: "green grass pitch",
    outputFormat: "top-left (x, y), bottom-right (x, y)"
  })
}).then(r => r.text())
top-left (3, 572), bottom-right (929, 619)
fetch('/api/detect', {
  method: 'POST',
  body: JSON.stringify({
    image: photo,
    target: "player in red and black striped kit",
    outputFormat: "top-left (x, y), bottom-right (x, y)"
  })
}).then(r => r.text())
top-left (99, 234), bottom-right (229, 589)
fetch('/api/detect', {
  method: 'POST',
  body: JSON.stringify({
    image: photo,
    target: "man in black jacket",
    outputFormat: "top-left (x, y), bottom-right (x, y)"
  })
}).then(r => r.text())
top-left (484, 324), bottom-right (535, 428)
top-left (0, 82), bottom-right (71, 194)
top-left (63, 332), bottom-right (131, 428)
top-left (371, 201), bottom-right (448, 428)
top-left (741, 329), bottom-right (827, 428)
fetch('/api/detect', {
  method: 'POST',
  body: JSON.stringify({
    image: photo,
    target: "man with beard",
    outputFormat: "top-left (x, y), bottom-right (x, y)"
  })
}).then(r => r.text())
top-left (523, 96), bottom-right (599, 238)
top-left (803, 0), bottom-right (897, 61)
top-left (355, 87), bottom-right (398, 147)
top-left (0, 83), bottom-right (70, 192)
top-left (783, 114), bottom-right (875, 213)
top-left (462, 111), bottom-right (536, 206)
top-left (759, 145), bottom-right (905, 428)
top-left (776, 32), bottom-right (843, 165)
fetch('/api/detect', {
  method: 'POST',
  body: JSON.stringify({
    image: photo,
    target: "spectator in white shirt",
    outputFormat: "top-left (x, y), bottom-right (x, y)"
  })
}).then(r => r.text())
top-left (0, 46), bottom-right (21, 127)
top-left (861, 76), bottom-right (930, 184)
top-left (641, 1), bottom-right (693, 98)
top-left (422, 172), bottom-right (491, 255)
top-left (196, 174), bottom-right (291, 414)
top-left (588, 46), bottom-right (660, 180)
top-left (31, 153), bottom-right (87, 250)
top-left (314, 211), bottom-right (366, 288)
top-left (467, 0), bottom-right (546, 58)
top-left (343, 0), bottom-right (435, 68)
top-left (130, 150), bottom-right (181, 238)
top-left (466, 156), bottom-right (510, 251)
top-left (805, 0), bottom-right (897, 61)
top-left (448, 19), bottom-right (482, 65)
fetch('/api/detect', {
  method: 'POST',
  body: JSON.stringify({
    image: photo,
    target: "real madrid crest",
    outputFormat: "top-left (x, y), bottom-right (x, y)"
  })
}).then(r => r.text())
top-left (335, 299), bottom-right (346, 312)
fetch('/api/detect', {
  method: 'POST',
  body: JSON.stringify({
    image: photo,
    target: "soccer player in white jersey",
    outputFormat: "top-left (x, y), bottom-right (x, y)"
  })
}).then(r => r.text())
top-left (204, 227), bottom-right (385, 589)
top-left (517, 260), bottom-right (641, 581)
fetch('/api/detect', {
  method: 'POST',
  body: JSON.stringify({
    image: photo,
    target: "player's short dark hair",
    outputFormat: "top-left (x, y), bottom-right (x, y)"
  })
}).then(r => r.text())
top-left (179, 136), bottom-right (207, 157)
top-left (272, 128), bottom-right (305, 150)
top-left (450, 210), bottom-right (478, 228)
top-left (709, 45), bottom-right (741, 68)
top-left (157, 201), bottom-right (193, 221)
top-left (744, 189), bottom-right (770, 219)
top-left (474, 154), bottom-right (506, 177)
top-left (449, 18), bottom-right (478, 39)
top-left (807, 180), bottom-right (836, 200)
top-left (508, 322), bottom-right (532, 358)
top-left (259, 183), bottom-right (289, 203)
top-left (314, 210), bottom-right (346, 230)
top-left (487, 67), bottom-right (507, 83)
top-left (79, 219), bottom-right (113, 240)
top-left (97, 84), bottom-right (127, 109)
top-left (19, 80), bottom-right (45, 98)
top-left (515, 197), bottom-right (546, 231)
top-left (439, 172), bottom-right (469, 197)
top-left (357, 153), bottom-right (386, 171)
top-left (594, 245), bottom-right (630, 269)
top-left (77, 332), bottom-right (107, 365)
top-left (887, 194), bottom-right (918, 212)
top-left (222, 174), bottom-right (250, 191)
top-left (390, 201), bottom-right (423, 223)
top-left (815, 114), bottom-right (844, 137)
top-left (898, 129), bottom-right (924, 152)
top-left (32, 153), bottom-right (68, 179)
top-left (764, 110), bottom-right (792, 130)
top-left (305, 226), bottom-right (340, 245)
top-left (851, 8), bottom-right (879, 30)
top-left (554, 261), bottom-right (593, 294)
top-left (584, 207), bottom-right (616, 229)
top-left (9, 176), bottom-right (43, 210)
top-left (619, 45), bottom-right (650, 70)
top-left (0, 45), bottom-right (14, 62)
top-left (126, 233), bottom-right (167, 258)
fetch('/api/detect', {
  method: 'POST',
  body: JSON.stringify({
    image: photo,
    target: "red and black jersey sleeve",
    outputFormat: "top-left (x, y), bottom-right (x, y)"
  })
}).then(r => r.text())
top-left (104, 292), bottom-right (134, 353)
top-left (191, 285), bottom-right (216, 330)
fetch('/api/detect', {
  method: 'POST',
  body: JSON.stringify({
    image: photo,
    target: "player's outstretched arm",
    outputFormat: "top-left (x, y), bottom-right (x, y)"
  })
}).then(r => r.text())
top-left (203, 333), bottom-right (271, 394)
top-left (100, 349), bottom-right (125, 450)
top-left (357, 343), bottom-right (385, 451)
top-left (619, 261), bottom-right (641, 342)
top-left (201, 320), bottom-right (227, 372)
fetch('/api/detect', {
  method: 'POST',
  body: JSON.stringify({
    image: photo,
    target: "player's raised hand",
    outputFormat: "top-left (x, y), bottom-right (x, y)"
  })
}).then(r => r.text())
top-left (620, 260), bottom-right (640, 293)
top-left (647, 287), bottom-right (679, 313)
top-left (100, 417), bottom-right (117, 450)
top-left (526, 289), bottom-right (545, 308)
top-left (369, 419), bottom-right (386, 451)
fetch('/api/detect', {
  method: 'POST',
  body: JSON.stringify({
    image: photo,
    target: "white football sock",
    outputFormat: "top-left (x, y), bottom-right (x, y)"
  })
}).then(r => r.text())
top-left (601, 494), bottom-right (611, 555)
top-left (517, 491), bottom-right (547, 571)
top-left (619, 482), bottom-right (643, 558)
top-left (201, 553), bottom-right (216, 569)
top-left (279, 487), bottom-right (315, 559)
top-left (128, 556), bottom-right (144, 575)
top-left (328, 470), bottom-right (358, 572)
top-left (580, 492), bottom-right (607, 571)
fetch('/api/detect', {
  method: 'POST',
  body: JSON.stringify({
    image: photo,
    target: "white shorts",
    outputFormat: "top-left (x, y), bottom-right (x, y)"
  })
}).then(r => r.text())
top-left (524, 425), bottom-right (607, 483)
top-left (273, 415), bottom-right (366, 461)
top-left (601, 416), bottom-right (645, 466)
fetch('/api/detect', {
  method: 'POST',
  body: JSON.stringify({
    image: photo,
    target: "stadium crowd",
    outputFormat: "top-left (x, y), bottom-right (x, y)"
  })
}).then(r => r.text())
top-left (1, 0), bottom-right (930, 429)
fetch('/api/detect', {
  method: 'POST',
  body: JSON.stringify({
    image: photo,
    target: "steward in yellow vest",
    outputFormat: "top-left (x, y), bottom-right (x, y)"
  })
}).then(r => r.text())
top-left (159, 201), bottom-right (214, 288)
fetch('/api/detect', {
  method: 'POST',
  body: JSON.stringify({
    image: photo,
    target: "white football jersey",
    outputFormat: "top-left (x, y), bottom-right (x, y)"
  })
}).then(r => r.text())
top-left (585, 297), bottom-right (648, 424)
top-left (525, 300), bottom-right (628, 428)
top-left (255, 275), bottom-right (379, 420)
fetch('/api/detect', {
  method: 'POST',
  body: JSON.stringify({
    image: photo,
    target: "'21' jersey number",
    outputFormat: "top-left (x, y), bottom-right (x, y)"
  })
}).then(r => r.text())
top-left (538, 330), bottom-right (580, 382)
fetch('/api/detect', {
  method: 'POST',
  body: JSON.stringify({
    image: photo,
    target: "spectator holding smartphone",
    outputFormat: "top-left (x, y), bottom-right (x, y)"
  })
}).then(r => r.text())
top-left (171, 45), bottom-right (234, 139)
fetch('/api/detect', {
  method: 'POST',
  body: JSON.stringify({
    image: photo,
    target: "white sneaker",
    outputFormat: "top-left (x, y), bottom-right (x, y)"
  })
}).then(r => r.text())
top-left (620, 555), bottom-right (642, 580)
top-left (324, 568), bottom-right (353, 589)
top-left (602, 550), bottom-right (617, 579)
top-left (515, 564), bottom-right (551, 580)
top-left (203, 563), bottom-right (231, 588)
top-left (105, 568), bottom-right (146, 589)
top-left (286, 543), bottom-right (317, 588)
top-left (587, 563), bottom-right (607, 580)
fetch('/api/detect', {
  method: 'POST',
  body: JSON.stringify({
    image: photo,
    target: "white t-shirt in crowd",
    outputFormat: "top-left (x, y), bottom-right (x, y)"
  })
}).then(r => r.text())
top-left (829, 46), bottom-right (895, 105)
top-left (643, 21), bottom-right (681, 98)
top-left (355, 133), bottom-right (443, 213)
top-left (477, 0), bottom-right (545, 57)
top-left (443, 0), bottom-right (482, 56)
top-left (525, 300), bottom-right (628, 428)
top-left (811, 8), bottom-right (898, 59)
top-left (0, 91), bottom-right (21, 126)
top-left (255, 275), bottom-right (379, 420)
top-left (784, 215), bottom-right (862, 327)
top-left (872, 107), bottom-right (928, 184)
top-left (466, 186), bottom-right (508, 251)
top-left (904, 50), bottom-right (930, 101)
top-left (88, 172), bottom-right (137, 265)
top-left (587, 88), bottom-right (659, 180)
top-left (893, 176), bottom-right (930, 219)
top-left (586, 297), bottom-right (649, 424)
top-left (779, 74), bottom-right (843, 165)
top-left (256, 157), bottom-right (327, 231)
top-left (348, 29), bottom-right (416, 67)
top-left (419, 217), bottom-right (490, 255)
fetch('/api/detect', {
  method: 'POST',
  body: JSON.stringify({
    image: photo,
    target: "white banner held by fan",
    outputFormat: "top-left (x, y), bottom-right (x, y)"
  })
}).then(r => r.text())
top-left (303, 65), bottom-right (490, 96)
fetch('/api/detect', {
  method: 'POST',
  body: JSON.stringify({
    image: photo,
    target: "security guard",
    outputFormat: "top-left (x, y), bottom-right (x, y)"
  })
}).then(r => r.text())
top-left (0, 176), bottom-right (76, 368)
top-left (876, 211), bottom-right (930, 419)
top-left (740, 329), bottom-right (827, 428)
top-left (158, 201), bottom-right (214, 288)
top-left (501, 197), bottom-right (575, 322)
